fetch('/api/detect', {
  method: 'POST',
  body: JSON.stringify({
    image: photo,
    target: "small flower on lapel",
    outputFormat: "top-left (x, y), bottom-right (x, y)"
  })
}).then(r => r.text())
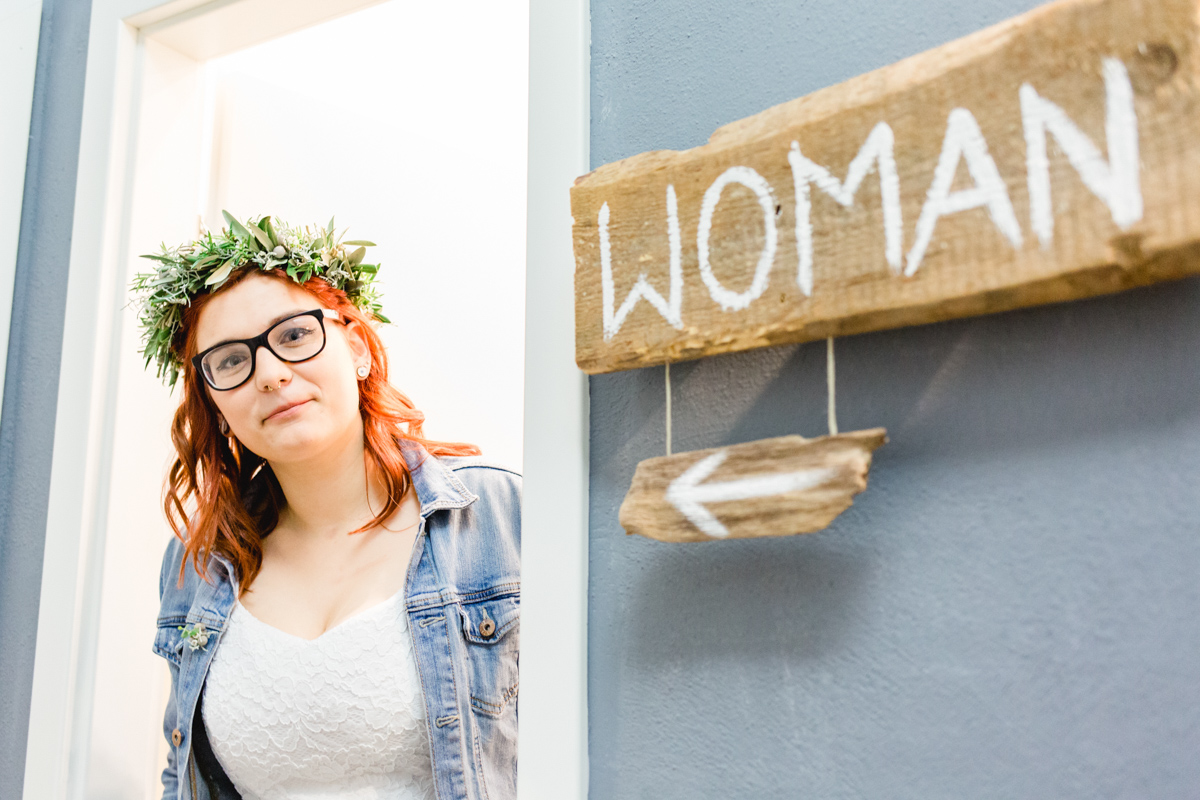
top-left (178, 622), bottom-right (211, 652)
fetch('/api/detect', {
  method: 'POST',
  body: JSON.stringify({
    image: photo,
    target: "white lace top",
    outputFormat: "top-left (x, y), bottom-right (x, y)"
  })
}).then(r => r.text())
top-left (201, 588), bottom-right (436, 800)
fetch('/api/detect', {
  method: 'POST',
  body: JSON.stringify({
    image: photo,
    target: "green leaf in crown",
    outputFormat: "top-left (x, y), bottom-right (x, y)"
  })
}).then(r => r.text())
top-left (129, 211), bottom-right (391, 389)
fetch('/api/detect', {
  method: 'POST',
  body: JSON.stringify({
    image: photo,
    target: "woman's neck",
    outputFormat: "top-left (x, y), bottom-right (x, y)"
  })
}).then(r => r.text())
top-left (269, 421), bottom-right (389, 540)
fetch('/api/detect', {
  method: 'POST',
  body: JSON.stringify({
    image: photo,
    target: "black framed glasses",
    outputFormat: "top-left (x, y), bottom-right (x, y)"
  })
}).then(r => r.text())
top-left (192, 308), bottom-right (344, 391)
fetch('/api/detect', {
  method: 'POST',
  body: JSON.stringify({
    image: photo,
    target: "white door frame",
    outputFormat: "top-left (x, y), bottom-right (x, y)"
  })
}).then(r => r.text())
top-left (519, 0), bottom-right (590, 796)
top-left (22, 0), bottom-right (589, 797)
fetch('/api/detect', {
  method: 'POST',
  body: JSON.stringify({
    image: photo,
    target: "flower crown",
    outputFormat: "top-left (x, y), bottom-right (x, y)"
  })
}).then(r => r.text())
top-left (130, 211), bottom-right (389, 388)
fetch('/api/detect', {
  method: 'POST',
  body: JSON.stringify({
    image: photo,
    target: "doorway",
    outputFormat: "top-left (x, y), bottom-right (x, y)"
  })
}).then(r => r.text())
top-left (24, 0), bottom-right (588, 796)
top-left (83, 2), bottom-right (527, 796)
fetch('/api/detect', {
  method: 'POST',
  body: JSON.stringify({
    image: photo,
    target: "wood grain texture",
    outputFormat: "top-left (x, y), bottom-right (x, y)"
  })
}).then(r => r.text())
top-left (619, 429), bottom-right (887, 543)
top-left (573, 0), bottom-right (1200, 373)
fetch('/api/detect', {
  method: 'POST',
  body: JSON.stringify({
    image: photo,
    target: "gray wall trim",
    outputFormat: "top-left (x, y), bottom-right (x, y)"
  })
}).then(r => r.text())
top-left (0, 0), bottom-right (93, 792)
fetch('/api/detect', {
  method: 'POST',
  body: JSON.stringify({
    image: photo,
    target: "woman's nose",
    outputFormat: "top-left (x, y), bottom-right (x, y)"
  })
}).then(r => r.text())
top-left (254, 346), bottom-right (293, 390)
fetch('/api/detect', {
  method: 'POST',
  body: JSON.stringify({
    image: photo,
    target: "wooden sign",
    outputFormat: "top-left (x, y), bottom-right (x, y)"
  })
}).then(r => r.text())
top-left (573, 0), bottom-right (1200, 373)
top-left (619, 429), bottom-right (887, 543)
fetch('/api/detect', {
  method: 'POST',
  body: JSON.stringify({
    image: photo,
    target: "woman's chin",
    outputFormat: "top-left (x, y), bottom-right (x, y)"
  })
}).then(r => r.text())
top-left (248, 422), bottom-right (335, 462)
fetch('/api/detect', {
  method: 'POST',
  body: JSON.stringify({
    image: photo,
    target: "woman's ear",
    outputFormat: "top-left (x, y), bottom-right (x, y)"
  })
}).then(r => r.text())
top-left (343, 318), bottom-right (372, 366)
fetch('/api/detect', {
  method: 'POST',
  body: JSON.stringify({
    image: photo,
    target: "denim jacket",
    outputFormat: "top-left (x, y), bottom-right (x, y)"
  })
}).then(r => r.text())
top-left (152, 443), bottom-right (521, 800)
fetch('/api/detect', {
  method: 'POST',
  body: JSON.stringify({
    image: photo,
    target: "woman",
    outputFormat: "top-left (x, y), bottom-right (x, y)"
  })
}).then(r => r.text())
top-left (135, 214), bottom-right (520, 800)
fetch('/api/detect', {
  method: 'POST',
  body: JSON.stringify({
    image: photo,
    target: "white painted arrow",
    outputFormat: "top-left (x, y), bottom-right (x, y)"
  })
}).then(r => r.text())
top-left (665, 450), bottom-right (839, 539)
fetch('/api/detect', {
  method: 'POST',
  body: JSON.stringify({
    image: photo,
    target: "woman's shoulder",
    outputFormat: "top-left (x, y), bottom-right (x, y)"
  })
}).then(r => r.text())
top-left (156, 536), bottom-right (202, 634)
top-left (154, 535), bottom-right (224, 666)
top-left (428, 455), bottom-right (522, 553)
top-left (157, 534), bottom-right (226, 604)
top-left (437, 455), bottom-right (522, 499)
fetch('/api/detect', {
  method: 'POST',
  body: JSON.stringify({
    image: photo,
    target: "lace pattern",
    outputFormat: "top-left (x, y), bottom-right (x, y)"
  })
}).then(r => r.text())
top-left (201, 589), bottom-right (436, 800)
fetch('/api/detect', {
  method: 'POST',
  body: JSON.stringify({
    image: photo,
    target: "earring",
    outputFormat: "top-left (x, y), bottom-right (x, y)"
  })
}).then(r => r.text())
top-left (218, 416), bottom-right (230, 436)
top-left (357, 364), bottom-right (370, 379)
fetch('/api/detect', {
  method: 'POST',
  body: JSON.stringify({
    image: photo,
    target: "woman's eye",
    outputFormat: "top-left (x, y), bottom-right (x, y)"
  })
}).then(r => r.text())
top-left (215, 353), bottom-right (246, 372)
top-left (279, 325), bottom-right (314, 345)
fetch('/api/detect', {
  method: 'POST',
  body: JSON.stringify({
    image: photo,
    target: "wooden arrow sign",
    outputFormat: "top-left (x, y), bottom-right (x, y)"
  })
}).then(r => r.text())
top-left (619, 429), bottom-right (887, 543)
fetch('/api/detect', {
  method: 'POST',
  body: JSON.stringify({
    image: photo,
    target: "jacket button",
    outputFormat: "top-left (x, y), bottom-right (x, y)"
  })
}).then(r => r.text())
top-left (171, 728), bottom-right (182, 747)
top-left (479, 619), bottom-right (496, 638)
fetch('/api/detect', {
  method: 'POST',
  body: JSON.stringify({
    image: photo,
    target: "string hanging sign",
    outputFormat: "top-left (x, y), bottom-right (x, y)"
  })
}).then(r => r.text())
top-left (620, 344), bottom-right (887, 543)
top-left (574, 0), bottom-right (1194, 541)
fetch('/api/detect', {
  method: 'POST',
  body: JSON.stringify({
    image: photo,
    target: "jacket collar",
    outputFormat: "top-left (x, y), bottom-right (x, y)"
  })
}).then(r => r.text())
top-left (400, 438), bottom-right (479, 517)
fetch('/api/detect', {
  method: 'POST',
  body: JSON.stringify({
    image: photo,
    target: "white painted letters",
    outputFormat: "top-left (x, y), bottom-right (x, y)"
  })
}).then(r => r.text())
top-left (593, 56), bottom-right (1146, 341)
top-left (1021, 57), bottom-right (1142, 247)
top-left (600, 185), bottom-right (684, 340)
top-left (789, 122), bottom-right (903, 295)
top-left (906, 108), bottom-right (1023, 276)
top-left (697, 166), bottom-right (779, 311)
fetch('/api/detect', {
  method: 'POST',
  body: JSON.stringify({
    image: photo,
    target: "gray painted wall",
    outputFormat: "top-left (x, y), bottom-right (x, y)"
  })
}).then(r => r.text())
top-left (0, 0), bottom-right (92, 792)
top-left (587, 1), bottom-right (1200, 797)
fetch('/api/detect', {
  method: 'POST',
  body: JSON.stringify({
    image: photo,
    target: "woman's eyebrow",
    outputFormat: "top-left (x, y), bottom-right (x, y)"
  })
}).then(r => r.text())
top-left (263, 308), bottom-right (310, 327)
top-left (202, 308), bottom-right (311, 350)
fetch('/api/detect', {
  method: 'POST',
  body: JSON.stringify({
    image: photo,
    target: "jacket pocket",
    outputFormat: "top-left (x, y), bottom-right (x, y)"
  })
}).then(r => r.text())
top-left (456, 594), bottom-right (519, 717)
top-left (153, 615), bottom-right (187, 668)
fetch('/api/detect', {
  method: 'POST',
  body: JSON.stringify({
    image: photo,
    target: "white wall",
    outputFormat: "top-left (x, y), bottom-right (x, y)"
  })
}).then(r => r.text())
top-left (0, 0), bottom-right (43, 427)
top-left (84, 35), bottom-right (208, 800)
top-left (82, 2), bottom-right (528, 796)
top-left (204, 0), bottom-right (529, 469)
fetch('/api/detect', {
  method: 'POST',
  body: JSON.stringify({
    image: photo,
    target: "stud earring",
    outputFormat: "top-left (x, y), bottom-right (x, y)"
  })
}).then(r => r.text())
top-left (357, 364), bottom-right (370, 379)
top-left (218, 416), bottom-right (230, 436)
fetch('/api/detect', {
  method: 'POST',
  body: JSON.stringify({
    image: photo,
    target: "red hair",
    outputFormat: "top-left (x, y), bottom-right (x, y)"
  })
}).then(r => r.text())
top-left (164, 267), bottom-right (480, 589)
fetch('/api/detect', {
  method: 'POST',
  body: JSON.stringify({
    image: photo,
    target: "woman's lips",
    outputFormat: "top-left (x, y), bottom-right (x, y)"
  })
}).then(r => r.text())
top-left (264, 399), bottom-right (311, 422)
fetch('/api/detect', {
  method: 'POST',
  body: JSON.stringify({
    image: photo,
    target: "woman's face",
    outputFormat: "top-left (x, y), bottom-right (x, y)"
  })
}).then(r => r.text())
top-left (193, 272), bottom-right (370, 463)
